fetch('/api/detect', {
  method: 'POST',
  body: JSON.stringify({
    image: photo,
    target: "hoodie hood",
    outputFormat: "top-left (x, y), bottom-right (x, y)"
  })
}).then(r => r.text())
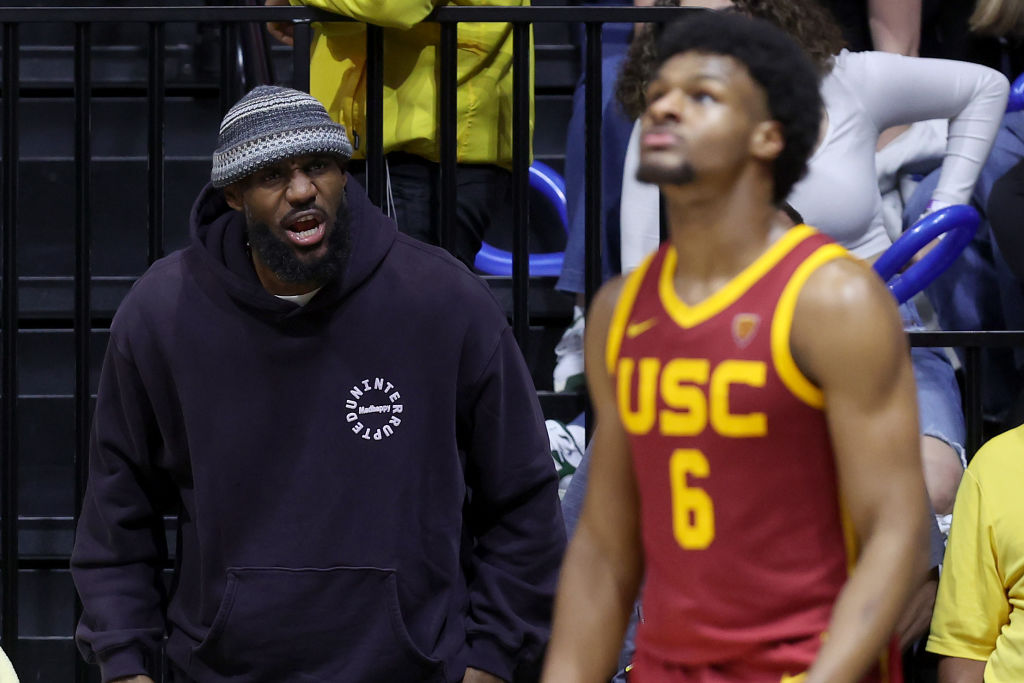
top-left (186, 174), bottom-right (397, 317)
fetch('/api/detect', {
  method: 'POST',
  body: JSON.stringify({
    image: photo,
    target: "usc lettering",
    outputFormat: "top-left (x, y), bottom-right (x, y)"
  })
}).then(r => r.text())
top-left (617, 357), bottom-right (768, 437)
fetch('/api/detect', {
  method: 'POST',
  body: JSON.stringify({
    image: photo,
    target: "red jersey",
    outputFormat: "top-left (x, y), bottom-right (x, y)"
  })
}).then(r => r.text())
top-left (608, 226), bottom-right (895, 682)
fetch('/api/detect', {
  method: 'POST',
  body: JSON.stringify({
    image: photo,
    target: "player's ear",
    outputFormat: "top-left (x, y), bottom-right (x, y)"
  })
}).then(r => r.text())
top-left (750, 120), bottom-right (784, 163)
top-left (222, 182), bottom-right (246, 212)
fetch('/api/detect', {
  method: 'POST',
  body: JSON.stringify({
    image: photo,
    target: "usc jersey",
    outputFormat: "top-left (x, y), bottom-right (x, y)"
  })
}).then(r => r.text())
top-left (608, 225), bottom-right (895, 682)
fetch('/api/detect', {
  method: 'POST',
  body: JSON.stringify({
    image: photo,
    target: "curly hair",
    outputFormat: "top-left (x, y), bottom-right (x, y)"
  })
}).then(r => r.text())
top-left (735, 0), bottom-right (846, 71)
top-left (651, 11), bottom-right (823, 204)
top-left (615, 0), bottom-right (846, 120)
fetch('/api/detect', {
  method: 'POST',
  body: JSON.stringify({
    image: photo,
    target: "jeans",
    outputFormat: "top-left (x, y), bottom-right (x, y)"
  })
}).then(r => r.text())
top-left (349, 152), bottom-right (513, 269)
top-left (902, 300), bottom-right (967, 463)
top-left (556, 23), bottom-right (635, 294)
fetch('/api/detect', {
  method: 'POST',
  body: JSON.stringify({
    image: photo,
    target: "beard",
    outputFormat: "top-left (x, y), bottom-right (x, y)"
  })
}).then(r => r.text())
top-left (246, 201), bottom-right (352, 287)
top-left (636, 160), bottom-right (696, 186)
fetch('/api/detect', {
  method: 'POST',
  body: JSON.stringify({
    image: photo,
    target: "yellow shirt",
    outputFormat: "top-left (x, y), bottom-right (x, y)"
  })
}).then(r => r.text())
top-left (293, 0), bottom-right (533, 170)
top-left (927, 426), bottom-right (1024, 682)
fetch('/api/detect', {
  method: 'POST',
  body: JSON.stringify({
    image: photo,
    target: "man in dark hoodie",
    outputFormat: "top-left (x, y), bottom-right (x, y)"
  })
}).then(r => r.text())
top-left (71, 85), bottom-right (566, 683)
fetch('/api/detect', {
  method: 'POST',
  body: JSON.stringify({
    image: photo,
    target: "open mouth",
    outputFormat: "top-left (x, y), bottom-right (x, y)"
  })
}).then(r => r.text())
top-left (283, 212), bottom-right (327, 247)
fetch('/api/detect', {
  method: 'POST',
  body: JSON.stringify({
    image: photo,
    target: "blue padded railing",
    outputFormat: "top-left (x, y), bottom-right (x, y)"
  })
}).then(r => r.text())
top-left (874, 204), bottom-right (981, 304)
top-left (474, 160), bottom-right (568, 276)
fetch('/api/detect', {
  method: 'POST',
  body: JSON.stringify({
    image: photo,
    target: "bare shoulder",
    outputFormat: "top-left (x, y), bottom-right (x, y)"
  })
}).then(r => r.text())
top-left (797, 257), bottom-right (902, 333)
top-left (791, 257), bottom-right (907, 388)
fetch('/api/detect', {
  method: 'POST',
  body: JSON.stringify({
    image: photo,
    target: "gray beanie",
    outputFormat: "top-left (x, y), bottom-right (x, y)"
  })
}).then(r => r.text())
top-left (210, 85), bottom-right (354, 188)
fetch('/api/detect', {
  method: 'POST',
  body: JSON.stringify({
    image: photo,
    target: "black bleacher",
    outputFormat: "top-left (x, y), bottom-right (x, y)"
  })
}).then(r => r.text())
top-left (5, 2), bottom-right (585, 679)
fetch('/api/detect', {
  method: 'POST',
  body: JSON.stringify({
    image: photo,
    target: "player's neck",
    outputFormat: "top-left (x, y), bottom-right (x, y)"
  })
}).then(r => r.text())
top-left (662, 178), bottom-right (780, 285)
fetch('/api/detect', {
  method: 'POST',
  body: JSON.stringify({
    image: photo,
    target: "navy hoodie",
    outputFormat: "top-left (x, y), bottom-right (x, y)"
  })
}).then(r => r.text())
top-left (71, 178), bottom-right (566, 683)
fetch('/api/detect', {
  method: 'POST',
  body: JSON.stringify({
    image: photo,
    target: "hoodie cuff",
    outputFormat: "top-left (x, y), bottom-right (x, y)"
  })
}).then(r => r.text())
top-left (465, 636), bottom-right (516, 683)
top-left (98, 644), bottom-right (151, 683)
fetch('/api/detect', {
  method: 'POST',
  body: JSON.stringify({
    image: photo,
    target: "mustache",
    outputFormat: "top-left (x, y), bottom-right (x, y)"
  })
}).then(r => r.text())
top-left (281, 203), bottom-right (327, 225)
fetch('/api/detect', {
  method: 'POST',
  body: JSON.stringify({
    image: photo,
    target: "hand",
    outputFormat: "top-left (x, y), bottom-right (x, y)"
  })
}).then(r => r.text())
top-left (463, 667), bottom-right (506, 683)
top-left (265, 0), bottom-right (295, 46)
top-left (906, 199), bottom-right (951, 267)
top-left (895, 571), bottom-right (939, 650)
top-left (109, 677), bottom-right (155, 683)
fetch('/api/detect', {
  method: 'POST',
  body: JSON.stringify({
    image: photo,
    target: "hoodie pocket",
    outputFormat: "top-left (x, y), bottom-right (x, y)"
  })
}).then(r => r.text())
top-left (189, 566), bottom-right (446, 682)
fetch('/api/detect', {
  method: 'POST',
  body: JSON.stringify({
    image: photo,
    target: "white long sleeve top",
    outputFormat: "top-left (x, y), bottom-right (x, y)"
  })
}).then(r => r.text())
top-left (620, 49), bottom-right (1009, 269)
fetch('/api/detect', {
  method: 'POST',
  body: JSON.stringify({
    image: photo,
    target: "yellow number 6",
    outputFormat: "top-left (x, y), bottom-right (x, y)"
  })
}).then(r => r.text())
top-left (669, 448), bottom-right (715, 549)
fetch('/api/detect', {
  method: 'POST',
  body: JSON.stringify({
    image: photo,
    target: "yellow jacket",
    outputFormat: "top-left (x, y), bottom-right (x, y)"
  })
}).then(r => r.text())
top-left (293, 0), bottom-right (533, 169)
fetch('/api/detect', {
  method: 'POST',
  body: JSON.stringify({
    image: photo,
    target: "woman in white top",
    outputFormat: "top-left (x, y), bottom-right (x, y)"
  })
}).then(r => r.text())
top-left (616, 0), bottom-right (1010, 518)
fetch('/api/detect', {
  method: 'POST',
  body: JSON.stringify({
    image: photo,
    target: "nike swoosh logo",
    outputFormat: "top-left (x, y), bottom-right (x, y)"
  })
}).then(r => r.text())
top-left (626, 318), bottom-right (658, 338)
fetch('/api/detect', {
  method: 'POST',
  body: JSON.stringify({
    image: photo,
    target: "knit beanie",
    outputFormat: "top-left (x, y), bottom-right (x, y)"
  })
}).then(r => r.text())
top-left (210, 85), bottom-right (354, 188)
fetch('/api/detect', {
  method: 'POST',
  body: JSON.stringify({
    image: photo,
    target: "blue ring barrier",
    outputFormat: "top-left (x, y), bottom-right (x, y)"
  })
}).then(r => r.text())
top-left (1008, 72), bottom-right (1024, 112)
top-left (873, 204), bottom-right (980, 304)
top-left (474, 160), bottom-right (569, 277)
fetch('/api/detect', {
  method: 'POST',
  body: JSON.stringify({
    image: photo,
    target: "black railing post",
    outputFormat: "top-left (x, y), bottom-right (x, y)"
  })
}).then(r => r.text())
top-left (964, 345), bottom-right (983, 461)
top-left (583, 21), bottom-right (603, 311)
top-left (438, 21), bottom-right (457, 253)
top-left (148, 22), bottom-right (165, 264)
top-left (365, 24), bottom-right (385, 208)
top-left (511, 21), bottom-right (531, 347)
top-left (73, 21), bottom-right (93, 683)
top-left (291, 19), bottom-right (311, 92)
top-left (1, 20), bottom-right (19, 665)
top-left (219, 22), bottom-right (240, 114)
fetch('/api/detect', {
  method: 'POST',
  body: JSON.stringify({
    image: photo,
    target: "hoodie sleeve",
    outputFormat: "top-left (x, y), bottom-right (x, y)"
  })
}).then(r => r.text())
top-left (461, 326), bottom-right (567, 681)
top-left (71, 336), bottom-right (172, 683)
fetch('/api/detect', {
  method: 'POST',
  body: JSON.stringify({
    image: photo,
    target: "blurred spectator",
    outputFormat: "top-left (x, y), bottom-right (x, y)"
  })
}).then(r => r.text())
top-left (903, 113), bottom-right (1024, 430)
top-left (927, 424), bottom-right (1024, 683)
top-left (265, 0), bottom-right (529, 268)
top-left (899, 0), bottom-right (1024, 430)
top-left (817, 0), bottom-right (921, 54)
top-left (552, 0), bottom-right (640, 394)
top-left (965, 0), bottom-right (1024, 75)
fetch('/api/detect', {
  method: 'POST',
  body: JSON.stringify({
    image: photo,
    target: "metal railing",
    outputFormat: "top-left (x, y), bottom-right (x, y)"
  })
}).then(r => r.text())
top-left (0, 4), bottom-right (1019, 680)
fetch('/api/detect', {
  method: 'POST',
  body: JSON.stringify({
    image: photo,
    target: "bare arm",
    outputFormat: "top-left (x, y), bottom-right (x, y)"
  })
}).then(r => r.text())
top-left (869, 0), bottom-right (921, 147)
top-left (265, 0), bottom-right (296, 45)
top-left (937, 656), bottom-right (987, 683)
top-left (868, 0), bottom-right (921, 56)
top-left (540, 279), bottom-right (645, 683)
top-left (793, 259), bottom-right (930, 683)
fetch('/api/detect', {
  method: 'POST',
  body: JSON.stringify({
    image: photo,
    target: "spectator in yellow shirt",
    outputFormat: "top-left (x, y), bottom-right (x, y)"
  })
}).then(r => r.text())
top-left (266, 0), bottom-right (532, 267)
top-left (928, 425), bottom-right (1024, 683)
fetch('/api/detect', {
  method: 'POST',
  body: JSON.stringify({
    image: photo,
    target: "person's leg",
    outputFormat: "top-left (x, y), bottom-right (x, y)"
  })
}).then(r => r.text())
top-left (382, 152), bottom-right (439, 251)
top-left (450, 164), bottom-right (512, 269)
top-left (556, 72), bottom-right (590, 296)
top-left (902, 301), bottom-right (965, 517)
top-left (556, 30), bottom-right (633, 295)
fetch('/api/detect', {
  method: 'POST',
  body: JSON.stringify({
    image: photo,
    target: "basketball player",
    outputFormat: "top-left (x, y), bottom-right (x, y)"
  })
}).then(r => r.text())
top-left (541, 12), bottom-right (930, 683)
